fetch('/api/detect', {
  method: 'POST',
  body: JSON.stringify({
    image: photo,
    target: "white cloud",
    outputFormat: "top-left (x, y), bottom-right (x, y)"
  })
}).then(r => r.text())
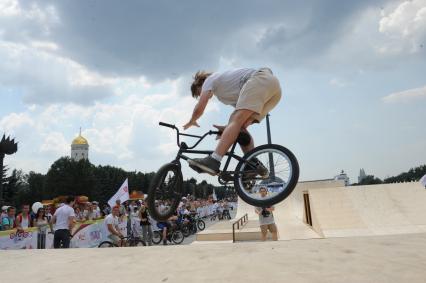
top-left (40, 131), bottom-right (68, 155)
top-left (382, 86), bottom-right (426, 103)
top-left (379, 0), bottom-right (426, 54)
top-left (0, 75), bottom-right (220, 174)
top-left (329, 78), bottom-right (347, 87)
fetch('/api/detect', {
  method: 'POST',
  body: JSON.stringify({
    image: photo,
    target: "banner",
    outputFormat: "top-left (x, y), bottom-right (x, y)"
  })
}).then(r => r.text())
top-left (1, 218), bottom-right (129, 250)
top-left (0, 228), bottom-right (38, 250)
top-left (70, 218), bottom-right (128, 248)
top-left (108, 178), bottom-right (130, 207)
top-left (420, 174), bottom-right (426, 187)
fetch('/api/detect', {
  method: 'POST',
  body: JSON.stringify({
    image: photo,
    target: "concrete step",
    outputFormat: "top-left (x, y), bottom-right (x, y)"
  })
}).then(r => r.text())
top-left (196, 219), bottom-right (265, 241)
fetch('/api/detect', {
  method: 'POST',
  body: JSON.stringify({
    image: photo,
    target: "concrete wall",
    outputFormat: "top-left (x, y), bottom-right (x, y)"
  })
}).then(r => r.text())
top-left (309, 182), bottom-right (426, 237)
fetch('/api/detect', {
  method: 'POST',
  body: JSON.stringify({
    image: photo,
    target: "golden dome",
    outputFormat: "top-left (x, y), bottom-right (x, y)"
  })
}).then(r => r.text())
top-left (72, 129), bottom-right (89, 145)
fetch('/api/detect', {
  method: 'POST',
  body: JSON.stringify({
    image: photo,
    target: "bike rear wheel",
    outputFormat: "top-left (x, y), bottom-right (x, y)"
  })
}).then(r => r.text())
top-left (234, 144), bottom-right (299, 207)
top-left (147, 163), bottom-right (183, 221)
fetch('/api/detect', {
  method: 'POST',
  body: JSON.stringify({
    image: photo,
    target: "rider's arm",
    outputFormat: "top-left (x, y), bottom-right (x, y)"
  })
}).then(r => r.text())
top-left (68, 216), bottom-right (75, 231)
top-left (185, 91), bottom-right (213, 128)
top-left (107, 224), bottom-right (123, 237)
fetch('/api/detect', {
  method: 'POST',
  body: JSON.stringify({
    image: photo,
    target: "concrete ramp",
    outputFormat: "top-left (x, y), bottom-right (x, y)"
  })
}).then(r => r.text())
top-left (197, 182), bottom-right (323, 242)
top-left (309, 182), bottom-right (426, 237)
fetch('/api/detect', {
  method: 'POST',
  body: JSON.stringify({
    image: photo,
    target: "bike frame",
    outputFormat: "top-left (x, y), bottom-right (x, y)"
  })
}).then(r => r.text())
top-left (159, 122), bottom-right (257, 185)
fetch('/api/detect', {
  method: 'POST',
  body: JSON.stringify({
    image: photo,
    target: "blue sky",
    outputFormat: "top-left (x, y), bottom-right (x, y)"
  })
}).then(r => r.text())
top-left (0, 0), bottom-right (425, 185)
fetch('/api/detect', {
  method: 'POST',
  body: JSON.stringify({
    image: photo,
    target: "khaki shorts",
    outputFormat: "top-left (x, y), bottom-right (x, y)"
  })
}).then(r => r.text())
top-left (236, 68), bottom-right (282, 122)
top-left (260, 223), bottom-right (277, 234)
top-left (108, 234), bottom-right (121, 245)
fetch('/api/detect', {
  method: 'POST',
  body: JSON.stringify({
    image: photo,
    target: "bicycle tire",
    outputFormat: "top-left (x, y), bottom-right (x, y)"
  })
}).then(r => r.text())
top-left (181, 224), bottom-right (191, 237)
top-left (98, 241), bottom-right (115, 248)
top-left (171, 230), bottom-right (184, 244)
top-left (147, 163), bottom-right (183, 221)
top-left (197, 220), bottom-right (205, 231)
top-left (234, 144), bottom-right (299, 207)
top-left (152, 231), bottom-right (162, 245)
top-left (190, 223), bottom-right (198, 234)
top-left (132, 239), bottom-right (146, 247)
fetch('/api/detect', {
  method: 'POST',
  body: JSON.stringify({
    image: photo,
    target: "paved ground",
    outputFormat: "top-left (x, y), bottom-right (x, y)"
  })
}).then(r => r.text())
top-left (2, 233), bottom-right (426, 283)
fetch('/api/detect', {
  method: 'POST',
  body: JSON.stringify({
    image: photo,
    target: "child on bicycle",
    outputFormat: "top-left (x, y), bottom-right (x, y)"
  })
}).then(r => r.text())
top-left (184, 68), bottom-right (282, 175)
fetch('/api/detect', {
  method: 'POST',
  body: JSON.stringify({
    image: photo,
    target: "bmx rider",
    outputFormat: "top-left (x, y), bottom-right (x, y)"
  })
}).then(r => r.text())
top-left (184, 68), bottom-right (282, 175)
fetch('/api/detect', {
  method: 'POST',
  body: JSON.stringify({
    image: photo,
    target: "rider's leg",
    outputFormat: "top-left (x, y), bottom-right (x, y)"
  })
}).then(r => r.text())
top-left (238, 128), bottom-right (255, 154)
top-left (162, 227), bottom-right (167, 245)
top-left (188, 109), bottom-right (254, 175)
top-left (270, 224), bottom-right (278, 241)
top-left (260, 225), bottom-right (268, 241)
top-left (215, 109), bottom-right (255, 157)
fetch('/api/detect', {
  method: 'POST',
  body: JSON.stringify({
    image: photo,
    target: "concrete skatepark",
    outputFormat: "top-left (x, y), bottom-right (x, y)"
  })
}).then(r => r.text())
top-left (2, 180), bottom-right (426, 282)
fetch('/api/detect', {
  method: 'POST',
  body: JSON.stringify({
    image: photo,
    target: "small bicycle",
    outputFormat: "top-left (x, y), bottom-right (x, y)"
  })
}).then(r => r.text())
top-left (147, 122), bottom-right (299, 221)
top-left (98, 225), bottom-right (146, 248)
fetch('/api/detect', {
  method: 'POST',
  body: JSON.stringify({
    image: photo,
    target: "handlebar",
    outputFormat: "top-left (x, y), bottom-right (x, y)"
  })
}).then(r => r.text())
top-left (159, 121), bottom-right (220, 149)
top-left (159, 122), bottom-right (176, 129)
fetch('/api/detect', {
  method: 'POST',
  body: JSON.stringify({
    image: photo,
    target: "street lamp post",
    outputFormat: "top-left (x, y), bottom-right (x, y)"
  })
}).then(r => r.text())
top-left (266, 114), bottom-right (275, 179)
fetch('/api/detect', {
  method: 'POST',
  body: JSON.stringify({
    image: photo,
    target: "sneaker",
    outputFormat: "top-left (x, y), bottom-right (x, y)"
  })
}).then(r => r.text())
top-left (188, 156), bottom-right (221, 175)
top-left (244, 157), bottom-right (269, 178)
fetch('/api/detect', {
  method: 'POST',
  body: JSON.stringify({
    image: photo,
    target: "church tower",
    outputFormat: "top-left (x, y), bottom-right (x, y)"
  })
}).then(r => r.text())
top-left (71, 128), bottom-right (89, 161)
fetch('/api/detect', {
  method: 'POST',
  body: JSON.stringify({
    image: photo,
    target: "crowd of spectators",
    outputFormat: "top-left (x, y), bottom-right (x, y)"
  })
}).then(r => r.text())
top-left (0, 194), bottom-right (237, 248)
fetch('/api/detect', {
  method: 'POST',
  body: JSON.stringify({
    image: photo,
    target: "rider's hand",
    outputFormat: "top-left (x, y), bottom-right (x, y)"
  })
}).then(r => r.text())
top-left (183, 120), bottom-right (200, 130)
top-left (213, 124), bottom-right (226, 140)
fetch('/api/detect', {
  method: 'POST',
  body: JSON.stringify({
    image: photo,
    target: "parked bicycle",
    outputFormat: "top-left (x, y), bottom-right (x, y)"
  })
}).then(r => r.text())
top-left (98, 225), bottom-right (146, 248)
top-left (152, 222), bottom-right (185, 245)
top-left (147, 122), bottom-right (299, 221)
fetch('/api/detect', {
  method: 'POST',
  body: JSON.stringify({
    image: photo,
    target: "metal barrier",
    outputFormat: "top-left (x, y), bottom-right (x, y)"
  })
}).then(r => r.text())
top-left (232, 213), bottom-right (248, 243)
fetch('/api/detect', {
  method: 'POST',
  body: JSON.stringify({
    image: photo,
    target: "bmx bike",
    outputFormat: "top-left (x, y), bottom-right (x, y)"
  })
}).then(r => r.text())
top-left (98, 235), bottom-right (146, 248)
top-left (147, 122), bottom-right (299, 221)
top-left (152, 224), bottom-right (185, 245)
top-left (98, 224), bottom-right (146, 248)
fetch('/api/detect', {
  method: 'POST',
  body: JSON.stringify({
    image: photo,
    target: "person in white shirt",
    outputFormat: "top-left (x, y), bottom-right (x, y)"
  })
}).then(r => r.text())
top-left (50, 196), bottom-right (76, 248)
top-left (184, 68), bottom-right (281, 175)
top-left (105, 206), bottom-right (124, 246)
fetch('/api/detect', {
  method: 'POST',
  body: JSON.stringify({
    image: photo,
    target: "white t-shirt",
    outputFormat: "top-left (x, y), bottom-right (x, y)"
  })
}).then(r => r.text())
top-left (201, 68), bottom-right (257, 106)
top-left (104, 214), bottom-right (119, 236)
top-left (20, 215), bottom-right (29, 229)
top-left (54, 204), bottom-right (75, 230)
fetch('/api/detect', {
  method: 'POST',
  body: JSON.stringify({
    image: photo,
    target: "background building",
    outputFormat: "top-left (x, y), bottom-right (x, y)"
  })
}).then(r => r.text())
top-left (358, 168), bottom-right (367, 183)
top-left (334, 170), bottom-right (350, 186)
top-left (71, 129), bottom-right (89, 161)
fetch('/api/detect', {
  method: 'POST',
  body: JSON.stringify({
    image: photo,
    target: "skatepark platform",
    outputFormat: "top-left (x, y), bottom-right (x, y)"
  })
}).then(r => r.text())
top-left (2, 232), bottom-right (426, 283)
top-left (2, 180), bottom-right (426, 282)
top-left (197, 180), bottom-right (426, 242)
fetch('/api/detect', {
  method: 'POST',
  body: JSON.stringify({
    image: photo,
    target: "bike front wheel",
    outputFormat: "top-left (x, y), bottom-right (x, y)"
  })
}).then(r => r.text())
top-left (98, 241), bottom-right (115, 248)
top-left (152, 231), bottom-right (162, 245)
top-left (171, 230), bottom-right (184, 244)
top-left (147, 163), bottom-right (183, 221)
top-left (127, 238), bottom-right (146, 247)
top-left (234, 144), bottom-right (299, 207)
top-left (196, 220), bottom-right (205, 231)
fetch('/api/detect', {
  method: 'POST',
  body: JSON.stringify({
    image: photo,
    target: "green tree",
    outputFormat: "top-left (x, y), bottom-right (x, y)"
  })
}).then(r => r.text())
top-left (384, 164), bottom-right (426, 183)
top-left (352, 175), bottom-right (383, 186)
top-left (45, 157), bottom-right (95, 199)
